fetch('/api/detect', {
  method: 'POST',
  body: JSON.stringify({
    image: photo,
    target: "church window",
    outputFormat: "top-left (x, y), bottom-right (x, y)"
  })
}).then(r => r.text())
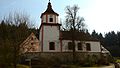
top-left (86, 43), bottom-right (91, 51)
top-left (78, 43), bottom-right (82, 50)
top-left (49, 15), bottom-right (53, 22)
top-left (31, 37), bottom-right (33, 40)
top-left (31, 43), bottom-right (33, 45)
top-left (50, 18), bottom-right (53, 22)
top-left (68, 42), bottom-right (73, 50)
top-left (49, 42), bottom-right (55, 50)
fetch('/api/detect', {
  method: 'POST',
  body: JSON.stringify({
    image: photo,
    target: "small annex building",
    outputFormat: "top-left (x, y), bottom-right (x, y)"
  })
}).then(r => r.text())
top-left (20, 32), bottom-right (40, 54)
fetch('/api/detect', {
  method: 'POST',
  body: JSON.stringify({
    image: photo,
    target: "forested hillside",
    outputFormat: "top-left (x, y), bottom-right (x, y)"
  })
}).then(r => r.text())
top-left (0, 14), bottom-right (38, 67)
top-left (91, 30), bottom-right (120, 57)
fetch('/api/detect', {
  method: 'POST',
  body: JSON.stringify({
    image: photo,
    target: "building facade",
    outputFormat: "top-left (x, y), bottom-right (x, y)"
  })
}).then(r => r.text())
top-left (20, 33), bottom-right (40, 53)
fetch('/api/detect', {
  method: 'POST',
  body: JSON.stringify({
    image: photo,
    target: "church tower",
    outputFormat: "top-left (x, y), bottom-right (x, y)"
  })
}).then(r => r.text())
top-left (39, 1), bottom-right (61, 52)
top-left (41, 0), bottom-right (59, 24)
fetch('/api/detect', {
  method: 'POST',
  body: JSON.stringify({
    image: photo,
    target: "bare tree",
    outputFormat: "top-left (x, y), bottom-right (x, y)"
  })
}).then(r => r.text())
top-left (4, 12), bottom-right (32, 27)
top-left (62, 5), bottom-right (86, 31)
top-left (2, 12), bottom-right (33, 68)
top-left (62, 5), bottom-right (87, 63)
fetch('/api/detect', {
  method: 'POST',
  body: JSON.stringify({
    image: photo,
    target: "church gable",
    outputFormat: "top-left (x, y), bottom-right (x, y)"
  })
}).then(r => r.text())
top-left (20, 33), bottom-right (40, 53)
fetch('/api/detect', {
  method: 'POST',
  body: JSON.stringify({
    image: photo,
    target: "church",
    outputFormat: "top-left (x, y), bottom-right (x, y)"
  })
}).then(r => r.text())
top-left (20, 1), bottom-right (110, 66)
top-left (39, 1), bottom-right (102, 53)
top-left (20, 1), bottom-right (110, 55)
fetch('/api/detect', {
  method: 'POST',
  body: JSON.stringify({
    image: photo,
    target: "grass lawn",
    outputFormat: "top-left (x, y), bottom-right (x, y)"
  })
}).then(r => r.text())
top-left (114, 57), bottom-right (120, 63)
top-left (116, 59), bottom-right (120, 63)
top-left (9, 64), bottom-right (29, 68)
top-left (61, 64), bottom-right (115, 68)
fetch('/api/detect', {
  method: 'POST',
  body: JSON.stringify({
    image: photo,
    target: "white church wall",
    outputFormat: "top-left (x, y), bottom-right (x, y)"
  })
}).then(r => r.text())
top-left (39, 28), bottom-right (42, 42)
top-left (43, 15), bottom-right (46, 23)
top-left (62, 40), bottom-right (101, 52)
top-left (85, 41), bottom-right (101, 52)
top-left (39, 27), bottom-right (42, 45)
top-left (43, 25), bottom-right (60, 52)
top-left (56, 16), bottom-right (58, 23)
top-left (52, 15), bottom-right (55, 23)
top-left (62, 40), bottom-right (72, 52)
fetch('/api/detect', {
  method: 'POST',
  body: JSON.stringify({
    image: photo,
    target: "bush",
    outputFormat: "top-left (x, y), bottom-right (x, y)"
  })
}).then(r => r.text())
top-left (80, 54), bottom-right (101, 67)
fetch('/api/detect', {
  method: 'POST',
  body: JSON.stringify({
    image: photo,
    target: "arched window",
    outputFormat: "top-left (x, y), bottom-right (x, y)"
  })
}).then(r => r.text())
top-left (78, 43), bottom-right (82, 50)
top-left (68, 42), bottom-right (73, 50)
top-left (49, 42), bottom-right (55, 50)
top-left (86, 43), bottom-right (91, 51)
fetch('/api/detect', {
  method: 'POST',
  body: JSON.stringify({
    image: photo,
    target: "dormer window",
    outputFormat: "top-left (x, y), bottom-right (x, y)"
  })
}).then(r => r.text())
top-left (49, 15), bottom-right (53, 22)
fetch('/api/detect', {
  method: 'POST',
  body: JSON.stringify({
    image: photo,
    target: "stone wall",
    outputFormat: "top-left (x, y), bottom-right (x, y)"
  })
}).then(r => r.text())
top-left (23, 52), bottom-right (102, 63)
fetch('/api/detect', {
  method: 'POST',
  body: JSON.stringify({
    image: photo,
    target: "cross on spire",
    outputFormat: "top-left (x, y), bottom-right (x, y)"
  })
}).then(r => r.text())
top-left (49, 0), bottom-right (50, 2)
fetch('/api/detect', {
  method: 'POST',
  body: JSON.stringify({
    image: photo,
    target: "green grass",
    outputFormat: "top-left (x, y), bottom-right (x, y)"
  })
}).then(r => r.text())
top-left (116, 59), bottom-right (120, 63)
top-left (114, 57), bottom-right (120, 63)
top-left (17, 64), bottom-right (30, 68)
top-left (8, 64), bottom-right (30, 68)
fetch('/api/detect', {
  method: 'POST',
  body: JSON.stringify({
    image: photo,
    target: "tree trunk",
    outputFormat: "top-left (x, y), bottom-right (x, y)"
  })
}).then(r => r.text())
top-left (72, 29), bottom-right (76, 64)
top-left (13, 45), bottom-right (17, 68)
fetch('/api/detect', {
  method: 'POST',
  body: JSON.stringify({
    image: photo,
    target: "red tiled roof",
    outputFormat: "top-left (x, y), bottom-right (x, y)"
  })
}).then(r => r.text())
top-left (60, 31), bottom-right (99, 41)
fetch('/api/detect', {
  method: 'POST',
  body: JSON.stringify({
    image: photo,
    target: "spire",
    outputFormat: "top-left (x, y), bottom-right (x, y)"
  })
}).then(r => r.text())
top-left (40, 0), bottom-right (59, 18)
top-left (48, 0), bottom-right (52, 9)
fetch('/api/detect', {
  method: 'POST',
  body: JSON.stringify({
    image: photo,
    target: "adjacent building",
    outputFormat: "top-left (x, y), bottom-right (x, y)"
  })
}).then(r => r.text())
top-left (20, 33), bottom-right (40, 53)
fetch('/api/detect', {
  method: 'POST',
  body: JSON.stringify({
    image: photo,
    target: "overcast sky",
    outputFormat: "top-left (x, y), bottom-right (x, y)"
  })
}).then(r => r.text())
top-left (0, 0), bottom-right (120, 34)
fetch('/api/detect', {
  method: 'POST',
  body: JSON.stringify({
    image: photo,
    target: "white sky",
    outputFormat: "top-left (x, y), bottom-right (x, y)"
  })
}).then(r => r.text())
top-left (0, 0), bottom-right (120, 34)
top-left (83, 0), bottom-right (120, 33)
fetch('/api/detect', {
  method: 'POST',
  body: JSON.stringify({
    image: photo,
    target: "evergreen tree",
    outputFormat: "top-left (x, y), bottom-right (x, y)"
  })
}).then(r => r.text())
top-left (0, 12), bottom-right (36, 68)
